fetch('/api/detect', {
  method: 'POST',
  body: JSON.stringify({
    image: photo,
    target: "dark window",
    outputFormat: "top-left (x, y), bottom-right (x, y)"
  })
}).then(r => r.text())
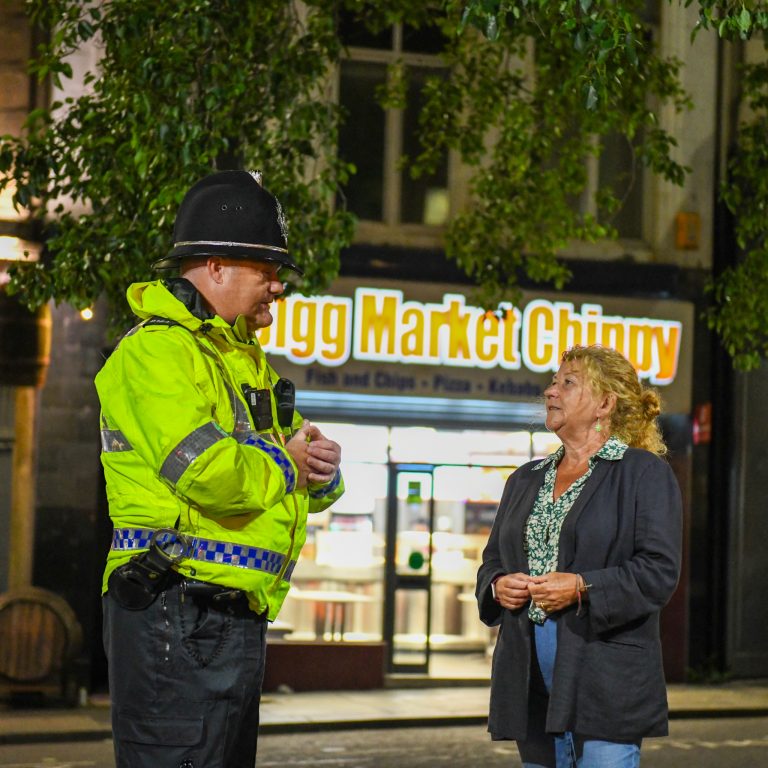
top-left (338, 17), bottom-right (450, 229)
top-left (599, 132), bottom-right (644, 240)
top-left (402, 22), bottom-right (449, 55)
top-left (339, 12), bottom-right (392, 49)
top-left (644, 0), bottom-right (661, 26)
top-left (338, 61), bottom-right (387, 221)
top-left (401, 68), bottom-right (449, 225)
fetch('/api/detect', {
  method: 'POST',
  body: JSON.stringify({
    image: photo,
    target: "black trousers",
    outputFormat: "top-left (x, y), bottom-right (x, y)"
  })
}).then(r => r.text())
top-left (103, 583), bottom-right (267, 768)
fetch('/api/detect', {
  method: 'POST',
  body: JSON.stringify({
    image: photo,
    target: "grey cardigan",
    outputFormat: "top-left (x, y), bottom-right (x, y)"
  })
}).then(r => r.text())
top-left (476, 448), bottom-right (682, 742)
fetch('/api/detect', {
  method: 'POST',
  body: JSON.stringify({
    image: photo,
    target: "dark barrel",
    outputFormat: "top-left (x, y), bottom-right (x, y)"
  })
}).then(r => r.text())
top-left (0, 292), bottom-right (52, 387)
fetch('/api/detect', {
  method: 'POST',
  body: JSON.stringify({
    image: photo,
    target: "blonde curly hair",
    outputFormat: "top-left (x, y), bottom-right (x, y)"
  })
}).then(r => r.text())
top-left (560, 345), bottom-right (667, 456)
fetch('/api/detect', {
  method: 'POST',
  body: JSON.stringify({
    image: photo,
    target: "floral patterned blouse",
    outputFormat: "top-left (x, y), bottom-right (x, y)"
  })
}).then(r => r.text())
top-left (525, 435), bottom-right (628, 624)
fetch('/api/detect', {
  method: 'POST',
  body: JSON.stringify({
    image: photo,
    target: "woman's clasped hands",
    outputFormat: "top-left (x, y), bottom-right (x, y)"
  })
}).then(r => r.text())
top-left (494, 571), bottom-right (579, 614)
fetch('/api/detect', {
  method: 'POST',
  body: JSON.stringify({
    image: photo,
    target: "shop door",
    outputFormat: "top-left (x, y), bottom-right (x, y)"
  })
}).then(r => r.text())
top-left (383, 464), bottom-right (435, 674)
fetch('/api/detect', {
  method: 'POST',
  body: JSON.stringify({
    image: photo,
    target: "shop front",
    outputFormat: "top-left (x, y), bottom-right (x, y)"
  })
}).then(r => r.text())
top-left (259, 277), bottom-right (694, 685)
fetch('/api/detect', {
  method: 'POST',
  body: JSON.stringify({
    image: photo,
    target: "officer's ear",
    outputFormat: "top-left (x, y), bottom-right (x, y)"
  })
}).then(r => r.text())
top-left (207, 256), bottom-right (226, 286)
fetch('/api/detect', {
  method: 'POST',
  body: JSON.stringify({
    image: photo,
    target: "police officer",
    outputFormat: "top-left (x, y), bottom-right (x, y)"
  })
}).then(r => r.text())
top-left (97, 170), bottom-right (344, 768)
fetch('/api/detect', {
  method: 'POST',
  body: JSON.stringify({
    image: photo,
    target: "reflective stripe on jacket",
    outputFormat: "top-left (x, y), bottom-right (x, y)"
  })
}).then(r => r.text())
top-left (95, 279), bottom-right (344, 620)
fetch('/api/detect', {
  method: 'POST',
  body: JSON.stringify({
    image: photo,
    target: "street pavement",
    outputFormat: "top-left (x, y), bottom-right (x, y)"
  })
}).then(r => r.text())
top-left (4, 719), bottom-right (768, 768)
top-left (1, 679), bottom-right (767, 745)
top-left (257, 718), bottom-right (768, 767)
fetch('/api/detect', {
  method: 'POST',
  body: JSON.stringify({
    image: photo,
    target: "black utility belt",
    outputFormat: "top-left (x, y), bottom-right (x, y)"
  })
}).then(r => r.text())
top-left (172, 575), bottom-right (265, 619)
top-left (174, 574), bottom-right (247, 603)
top-left (108, 528), bottom-right (243, 610)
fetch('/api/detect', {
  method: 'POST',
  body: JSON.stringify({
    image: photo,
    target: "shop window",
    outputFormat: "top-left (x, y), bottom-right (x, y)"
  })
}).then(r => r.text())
top-left (462, 429), bottom-right (532, 467)
top-left (279, 420), bottom-right (568, 675)
top-left (283, 421), bottom-right (558, 658)
top-left (304, 422), bottom-right (388, 567)
top-left (337, 15), bottom-right (452, 243)
top-left (389, 426), bottom-right (534, 466)
top-left (389, 425), bottom-right (456, 464)
top-left (532, 430), bottom-right (561, 459)
top-left (316, 422), bottom-right (389, 463)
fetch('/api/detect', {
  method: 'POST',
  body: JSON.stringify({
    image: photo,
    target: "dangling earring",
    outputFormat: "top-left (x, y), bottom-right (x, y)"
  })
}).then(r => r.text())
top-left (594, 419), bottom-right (602, 433)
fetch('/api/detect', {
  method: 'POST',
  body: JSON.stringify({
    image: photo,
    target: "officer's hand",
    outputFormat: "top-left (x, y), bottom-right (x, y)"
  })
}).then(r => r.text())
top-left (304, 424), bottom-right (341, 485)
top-left (285, 420), bottom-right (314, 489)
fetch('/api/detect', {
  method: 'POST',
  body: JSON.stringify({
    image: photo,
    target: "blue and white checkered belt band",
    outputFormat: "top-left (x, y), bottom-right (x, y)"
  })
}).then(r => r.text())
top-left (111, 528), bottom-right (296, 582)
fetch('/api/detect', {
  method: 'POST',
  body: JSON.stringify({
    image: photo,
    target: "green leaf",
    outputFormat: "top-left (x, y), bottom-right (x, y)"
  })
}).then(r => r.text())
top-left (625, 32), bottom-right (638, 65)
top-left (458, 6), bottom-right (473, 34)
top-left (586, 84), bottom-right (598, 110)
top-left (486, 15), bottom-right (499, 41)
top-left (739, 8), bottom-right (751, 34)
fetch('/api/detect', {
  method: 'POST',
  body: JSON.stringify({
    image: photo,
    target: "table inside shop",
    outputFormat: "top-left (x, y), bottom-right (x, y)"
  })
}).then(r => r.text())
top-left (288, 589), bottom-right (377, 641)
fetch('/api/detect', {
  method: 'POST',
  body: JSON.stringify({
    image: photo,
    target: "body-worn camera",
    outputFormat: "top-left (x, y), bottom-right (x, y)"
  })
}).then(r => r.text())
top-left (241, 377), bottom-right (295, 432)
top-left (242, 386), bottom-right (273, 430)
top-left (273, 377), bottom-right (295, 428)
top-left (107, 530), bottom-right (189, 610)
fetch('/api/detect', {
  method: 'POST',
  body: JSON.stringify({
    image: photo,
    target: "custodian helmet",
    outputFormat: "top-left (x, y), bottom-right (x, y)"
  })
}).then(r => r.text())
top-left (152, 170), bottom-right (303, 275)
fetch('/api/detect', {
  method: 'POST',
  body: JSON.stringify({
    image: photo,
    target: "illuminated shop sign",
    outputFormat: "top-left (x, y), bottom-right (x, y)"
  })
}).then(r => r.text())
top-left (258, 287), bottom-right (682, 386)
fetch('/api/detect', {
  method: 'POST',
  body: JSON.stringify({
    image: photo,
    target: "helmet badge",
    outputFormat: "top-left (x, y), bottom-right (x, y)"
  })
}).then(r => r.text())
top-left (249, 169), bottom-right (288, 245)
top-left (275, 198), bottom-right (289, 245)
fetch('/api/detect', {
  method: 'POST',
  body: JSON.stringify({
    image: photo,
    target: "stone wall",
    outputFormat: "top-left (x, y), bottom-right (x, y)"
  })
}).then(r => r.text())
top-left (36, 302), bottom-right (107, 513)
top-left (33, 300), bottom-right (111, 689)
top-left (0, 1), bottom-right (31, 143)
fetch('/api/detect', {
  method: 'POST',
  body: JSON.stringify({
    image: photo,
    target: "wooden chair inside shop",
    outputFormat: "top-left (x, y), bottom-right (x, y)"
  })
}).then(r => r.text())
top-left (0, 586), bottom-right (83, 704)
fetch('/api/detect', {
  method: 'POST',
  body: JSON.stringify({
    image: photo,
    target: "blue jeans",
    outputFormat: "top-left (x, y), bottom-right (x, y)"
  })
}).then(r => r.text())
top-left (520, 620), bottom-right (642, 768)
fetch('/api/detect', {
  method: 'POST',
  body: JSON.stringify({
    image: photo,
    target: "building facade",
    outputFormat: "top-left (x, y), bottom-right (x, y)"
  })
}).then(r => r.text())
top-left (0, 1), bottom-right (766, 691)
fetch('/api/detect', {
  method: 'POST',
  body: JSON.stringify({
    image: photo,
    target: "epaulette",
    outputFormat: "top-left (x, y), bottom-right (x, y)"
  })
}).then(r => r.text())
top-left (143, 317), bottom-right (182, 328)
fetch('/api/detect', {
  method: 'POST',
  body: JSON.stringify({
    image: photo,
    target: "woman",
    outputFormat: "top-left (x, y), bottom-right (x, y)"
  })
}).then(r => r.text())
top-left (476, 345), bottom-right (682, 768)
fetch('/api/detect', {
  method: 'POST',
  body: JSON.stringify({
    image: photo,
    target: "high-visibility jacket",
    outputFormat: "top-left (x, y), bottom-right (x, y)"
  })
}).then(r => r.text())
top-left (96, 278), bottom-right (344, 620)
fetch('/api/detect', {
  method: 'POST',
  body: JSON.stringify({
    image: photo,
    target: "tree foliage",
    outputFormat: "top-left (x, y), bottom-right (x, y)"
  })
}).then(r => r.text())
top-left (456, 0), bottom-right (768, 369)
top-left (1, 0), bottom-right (687, 324)
top-left (0, 0), bottom-right (357, 327)
top-left (707, 57), bottom-right (768, 369)
top-left (412, 0), bottom-right (689, 310)
top-left (2, 0), bottom-right (768, 367)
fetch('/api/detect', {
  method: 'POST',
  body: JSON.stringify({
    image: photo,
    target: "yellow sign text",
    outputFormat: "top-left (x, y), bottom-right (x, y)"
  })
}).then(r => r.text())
top-left (257, 288), bottom-right (682, 385)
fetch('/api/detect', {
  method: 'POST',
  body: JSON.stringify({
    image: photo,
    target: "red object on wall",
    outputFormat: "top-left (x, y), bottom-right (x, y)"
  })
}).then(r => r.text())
top-left (692, 403), bottom-right (712, 445)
